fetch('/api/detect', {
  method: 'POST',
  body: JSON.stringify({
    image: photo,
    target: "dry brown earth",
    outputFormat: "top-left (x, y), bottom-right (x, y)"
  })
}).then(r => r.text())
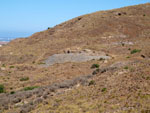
top-left (0, 3), bottom-right (150, 113)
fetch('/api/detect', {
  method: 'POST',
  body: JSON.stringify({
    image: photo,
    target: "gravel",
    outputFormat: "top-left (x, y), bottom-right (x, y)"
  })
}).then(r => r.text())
top-left (44, 53), bottom-right (111, 66)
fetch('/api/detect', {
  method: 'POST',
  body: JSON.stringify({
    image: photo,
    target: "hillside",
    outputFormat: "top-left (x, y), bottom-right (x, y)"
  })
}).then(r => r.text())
top-left (0, 3), bottom-right (150, 113)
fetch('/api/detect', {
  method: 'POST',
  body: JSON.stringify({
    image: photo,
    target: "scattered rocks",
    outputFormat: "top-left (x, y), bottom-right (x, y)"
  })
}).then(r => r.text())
top-left (20, 105), bottom-right (33, 113)
top-left (113, 41), bottom-right (134, 46)
top-left (12, 98), bottom-right (21, 104)
top-left (33, 98), bottom-right (43, 104)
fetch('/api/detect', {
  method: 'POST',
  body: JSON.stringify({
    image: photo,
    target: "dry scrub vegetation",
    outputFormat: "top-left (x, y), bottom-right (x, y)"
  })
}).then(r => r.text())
top-left (0, 3), bottom-right (150, 113)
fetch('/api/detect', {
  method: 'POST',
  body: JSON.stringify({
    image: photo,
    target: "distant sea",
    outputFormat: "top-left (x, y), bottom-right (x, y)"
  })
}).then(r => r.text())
top-left (0, 32), bottom-right (35, 42)
top-left (0, 37), bottom-right (18, 42)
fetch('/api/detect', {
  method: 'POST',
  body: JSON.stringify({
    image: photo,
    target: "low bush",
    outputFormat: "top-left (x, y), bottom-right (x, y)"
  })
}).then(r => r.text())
top-left (20, 77), bottom-right (29, 81)
top-left (126, 56), bottom-right (130, 58)
top-left (9, 66), bottom-right (15, 68)
top-left (0, 84), bottom-right (5, 93)
top-left (2, 64), bottom-right (6, 67)
top-left (124, 66), bottom-right (129, 70)
top-left (10, 91), bottom-right (15, 94)
top-left (91, 64), bottom-right (99, 69)
top-left (101, 88), bottom-right (107, 92)
top-left (130, 49), bottom-right (141, 54)
top-left (24, 86), bottom-right (39, 91)
top-left (89, 80), bottom-right (95, 86)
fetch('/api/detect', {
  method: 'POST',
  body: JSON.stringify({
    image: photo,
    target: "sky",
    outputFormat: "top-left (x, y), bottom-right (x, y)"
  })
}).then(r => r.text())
top-left (0, 0), bottom-right (149, 38)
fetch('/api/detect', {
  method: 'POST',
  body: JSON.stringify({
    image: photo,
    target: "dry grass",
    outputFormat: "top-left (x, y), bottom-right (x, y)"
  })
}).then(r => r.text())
top-left (1, 3), bottom-right (150, 113)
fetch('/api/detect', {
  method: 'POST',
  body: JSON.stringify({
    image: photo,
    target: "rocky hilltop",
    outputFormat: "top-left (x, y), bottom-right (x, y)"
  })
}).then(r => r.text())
top-left (0, 3), bottom-right (150, 113)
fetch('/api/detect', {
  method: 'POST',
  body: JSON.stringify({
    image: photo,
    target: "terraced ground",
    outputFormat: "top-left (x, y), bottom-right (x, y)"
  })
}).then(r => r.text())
top-left (0, 3), bottom-right (150, 113)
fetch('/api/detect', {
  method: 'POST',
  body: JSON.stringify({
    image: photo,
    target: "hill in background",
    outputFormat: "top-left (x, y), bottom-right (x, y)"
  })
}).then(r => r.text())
top-left (0, 3), bottom-right (150, 113)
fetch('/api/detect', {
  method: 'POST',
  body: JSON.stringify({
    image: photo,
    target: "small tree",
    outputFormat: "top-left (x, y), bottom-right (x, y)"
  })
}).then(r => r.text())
top-left (47, 27), bottom-right (51, 29)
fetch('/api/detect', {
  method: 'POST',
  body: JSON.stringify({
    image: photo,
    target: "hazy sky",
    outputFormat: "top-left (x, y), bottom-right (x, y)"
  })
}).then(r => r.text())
top-left (0, 0), bottom-right (149, 37)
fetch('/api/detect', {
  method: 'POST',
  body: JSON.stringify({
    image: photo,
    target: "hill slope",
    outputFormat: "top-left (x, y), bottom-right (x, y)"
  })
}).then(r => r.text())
top-left (0, 3), bottom-right (150, 113)
top-left (0, 3), bottom-right (150, 64)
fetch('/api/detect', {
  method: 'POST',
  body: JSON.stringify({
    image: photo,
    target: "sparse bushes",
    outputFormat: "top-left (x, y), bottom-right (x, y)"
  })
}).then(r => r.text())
top-left (91, 64), bottom-right (99, 69)
top-left (24, 86), bottom-right (39, 91)
top-left (20, 77), bottom-right (29, 81)
top-left (0, 84), bottom-right (5, 93)
top-left (142, 75), bottom-right (150, 80)
top-left (130, 49), bottom-right (141, 54)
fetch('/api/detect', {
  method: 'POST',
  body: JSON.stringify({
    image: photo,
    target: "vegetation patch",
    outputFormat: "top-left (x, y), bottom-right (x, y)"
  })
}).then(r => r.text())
top-left (10, 91), bottom-right (15, 94)
top-left (23, 86), bottom-right (39, 91)
top-left (38, 62), bottom-right (46, 65)
top-left (20, 77), bottom-right (29, 81)
top-left (124, 66), bottom-right (129, 70)
top-left (2, 64), bottom-right (6, 67)
top-left (130, 49), bottom-right (141, 54)
top-left (89, 80), bottom-right (95, 86)
top-left (91, 64), bottom-right (99, 69)
top-left (47, 27), bottom-right (51, 29)
top-left (0, 84), bottom-right (5, 93)
top-left (9, 65), bottom-right (15, 68)
top-left (126, 56), bottom-right (130, 58)
top-left (101, 88), bottom-right (107, 92)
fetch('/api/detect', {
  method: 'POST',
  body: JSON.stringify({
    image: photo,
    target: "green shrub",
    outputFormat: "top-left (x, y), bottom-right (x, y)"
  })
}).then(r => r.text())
top-left (99, 58), bottom-right (105, 61)
top-left (89, 80), bottom-right (95, 86)
top-left (130, 49), bottom-right (141, 54)
top-left (101, 88), bottom-right (107, 92)
top-left (2, 64), bottom-right (6, 67)
top-left (23, 86), bottom-right (39, 91)
top-left (91, 64), bottom-right (99, 69)
top-left (0, 84), bottom-right (5, 93)
top-left (9, 66), bottom-right (15, 68)
top-left (10, 91), bottom-right (15, 94)
top-left (20, 77), bottom-right (29, 81)
top-left (124, 66), bottom-right (129, 70)
top-left (126, 56), bottom-right (130, 58)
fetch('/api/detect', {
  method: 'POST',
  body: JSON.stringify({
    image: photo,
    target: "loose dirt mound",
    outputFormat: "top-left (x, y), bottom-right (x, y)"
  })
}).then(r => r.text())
top-left (44, 51), bottom-right (111, 66)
